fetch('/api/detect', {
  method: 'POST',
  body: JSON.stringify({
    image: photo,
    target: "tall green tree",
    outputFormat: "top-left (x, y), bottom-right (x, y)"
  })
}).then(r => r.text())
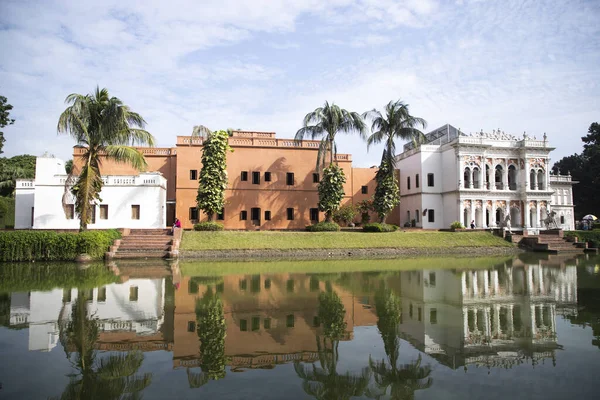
top-left (553, 122), bottom-right (600, 219)
top-left (373, 150), bottom-right (400, 222)
top-left (296, 102), bottom-right (366, 223)
top-left (188, 287), bottom-right (227, 388)
top-left (0, 154), bottom-right (36, 197)
top-left (57, 87), bottom-right (155, 230)
top-left (296, 101), bottom-right (367, 169)
top-left (367, 288), bottom-right (433, 399)
top-left (0, 94), bottom-right (15, 155)
top-left (363, 100), bottom-right (427, 172)
top-left (294, 290), bottom-right (371, 400)
top-left (53, 290), bottom-right (152, 399)
top-left (196, 130), bottom-right (229, 221)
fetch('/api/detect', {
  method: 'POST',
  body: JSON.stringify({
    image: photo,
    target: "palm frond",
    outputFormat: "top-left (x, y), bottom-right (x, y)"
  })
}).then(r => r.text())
top-left (104, 145), bottom-right (148, 171)
top-left (191, 125), bottom-right (213, 140)
top-left (96, 352), bottom-right (145, 379)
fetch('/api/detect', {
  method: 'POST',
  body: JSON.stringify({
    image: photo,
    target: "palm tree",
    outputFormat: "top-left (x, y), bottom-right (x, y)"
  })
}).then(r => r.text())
top-left (296, 101), bottom-right (368, 169)
top-left (52, 290), bottom-right (152, 399)
top-left (57, 86), bottom-right (155, 231)
top-left (294, 290), bottom-right (371, 399)
top-left (363, 100), bottom-right (427, 173)
top-left (367, 288), bottom-right (433, 399)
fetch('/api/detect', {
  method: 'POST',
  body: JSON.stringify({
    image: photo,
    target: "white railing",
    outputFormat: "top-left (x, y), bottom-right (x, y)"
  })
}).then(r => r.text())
top-left (16, 179), bottom-right (35, 188)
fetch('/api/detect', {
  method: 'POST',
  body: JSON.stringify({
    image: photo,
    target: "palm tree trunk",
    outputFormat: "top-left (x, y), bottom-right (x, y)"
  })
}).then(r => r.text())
top-left (330, 137), bottom-right (334, 166)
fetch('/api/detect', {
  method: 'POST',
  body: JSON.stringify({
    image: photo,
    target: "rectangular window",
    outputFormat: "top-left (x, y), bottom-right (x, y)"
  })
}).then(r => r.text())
top-left (65, 204), bottom-right (74, 220)
top-left (313, 173), bottom-right (320, 183)
top-left (407, 177), bottom-right (411, 190)
top-left (240, 210), bottom-right (247, 220)
top-left (264, 172), bottom-right (271, 182)
top-left (189, 207), bottom-right (198, 221)
top-left (287, 279), bottom-right (295, 293)
top-left (129, 286), bottom-right (138, 302)
top-left (251, 207), bottom-right (260, 223)
top-left (310, 208), bottom-right (319, 222)
top-left (416, 174), bottom-right (420, 188)
top-left (217, 208), bottom-right (224, 220)
top-left (252, 171), bottom-right (260, 184)
top-left (264, 318), bottom-right (272, 330)
top-left (131, 205), bottom-right (140, 220)
top-left (97, 287), bottom-right (107, 302)
top-left (240, 319), bottom-right (247, 331)
top-left (187, 321), bottom-right (196, 332)
top-left (190, 170), bottom-right (197, 180)
top-left (286, 172), bottom-right (294, 186)
top-left (252, 316), bottom-right (260, 331)
top-left (560, 215), bottom-right (565, 224)
top-left (361, 185), bottom-right (368, 194)
top-left (251, 275), bottom-right (261, 293)
top-left (241, 171), bottom-right (248, 181)
top-left (427, 173), bottom-right (434, 187)
top-left (429, 272), bottom-right (436, 287)
top-left (430, 309), bottom-right (438, 324)
top-left (90, 206), bottom-right (96, 224)
top-left (418, 307), bottom-right (422, 322)
top-left (287, 208), bottom-right (294, 221)
top-left (310, 277), bottom-right (320, 292)
top-left (100, 204), bottom-right (108, 220)
top-left (286, 314), bottom-right (295, 328)
top-left (415, 211), bottom-right (420, 223)
top-left (264, 210), bottom-right (271, 221)
top-left (239, 279), bottom-right (247, 291)
top-left (264, 278), bottom-right (271, 289)
top-left (188, 280), bottom-right (198, 294)
top-left (409, 304), bottom-right (413, 318)
top-left (428, 209), bottom-right (435, 223)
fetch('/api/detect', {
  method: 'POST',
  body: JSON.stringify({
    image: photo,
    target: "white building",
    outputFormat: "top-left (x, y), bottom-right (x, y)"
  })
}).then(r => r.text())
top-left (9, 278), bottom-right (166, 352)
top-left (14, 156), bottom-right (167, 229)
top-left (396, 125), bottom-right (576, 231)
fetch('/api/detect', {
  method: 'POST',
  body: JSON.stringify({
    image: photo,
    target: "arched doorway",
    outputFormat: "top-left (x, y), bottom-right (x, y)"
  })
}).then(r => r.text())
top-left (464, 207), bottom-right (469, 227)
top-left (510, 206), bottom-right (520, 228)
top-left (475, 207), bottom-right (483, 228)
top-left (495, 165), bottom-right (503, 190)
top-left (464, 167), bottom-right (471, 188)
top-left (496, 208), bottom-right (504, 226)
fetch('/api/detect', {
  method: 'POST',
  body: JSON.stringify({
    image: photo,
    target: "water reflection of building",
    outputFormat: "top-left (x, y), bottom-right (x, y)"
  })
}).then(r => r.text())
top-left (8, 278), bottom-right (170, 352)
top-left (173, 273), bottom-right (380, 370)
top-left (398, 257), bottom-right (578, 370)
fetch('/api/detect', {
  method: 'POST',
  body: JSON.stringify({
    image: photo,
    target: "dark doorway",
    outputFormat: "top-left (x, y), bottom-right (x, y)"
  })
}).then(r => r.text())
top-left (166, 203), bottom-right (176, 227)
top-left (251, 207), bottom-right (261, 226)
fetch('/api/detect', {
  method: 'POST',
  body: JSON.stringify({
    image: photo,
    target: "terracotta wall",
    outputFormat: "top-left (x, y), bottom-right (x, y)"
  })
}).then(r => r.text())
top-left (71, 131), bottom-right (400, 229)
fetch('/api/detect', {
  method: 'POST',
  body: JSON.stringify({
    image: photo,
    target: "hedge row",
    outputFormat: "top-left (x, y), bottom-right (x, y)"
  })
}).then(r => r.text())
top-left (305, 222), bottom-right (341, 232)
top-left (564, 231), bottom-right (600, 246)
top-left (362, 223), bottom-right (399, 232)
top-left (194, 222), bottom-right (224, 231)
top-left (0, 230), bottom-right (121, 262)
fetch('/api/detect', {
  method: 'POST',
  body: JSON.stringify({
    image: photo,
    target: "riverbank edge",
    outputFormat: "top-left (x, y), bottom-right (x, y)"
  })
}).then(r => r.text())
top-left (180, 245), bottom-right (523, 260)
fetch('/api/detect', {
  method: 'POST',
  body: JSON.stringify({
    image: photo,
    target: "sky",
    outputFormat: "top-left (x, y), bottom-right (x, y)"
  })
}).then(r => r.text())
top-left (1, 0), bottom-right (599, 168)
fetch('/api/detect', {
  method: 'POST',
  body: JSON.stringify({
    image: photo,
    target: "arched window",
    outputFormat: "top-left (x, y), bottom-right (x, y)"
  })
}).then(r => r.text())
top-left (464, 167), bottom-right (471, 188)
top-left (530, 170), bottom-right (536, 190)
top-left (473, 167), bottom-right (480, 189)
top-left (508, 165), bottom-right (517, 190)
top-left (415, 210), bottom-right (420, 223)
top-left (495, 165), bottom-right (503, 190)
top-left (537, 170), bottom-right (545, 190)
top-left (407, 210), bottom-right (410, 224)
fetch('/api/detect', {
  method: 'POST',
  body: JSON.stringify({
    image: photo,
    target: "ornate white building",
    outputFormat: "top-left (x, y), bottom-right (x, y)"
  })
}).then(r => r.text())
top-left (396, 124), bottom-right (576, 231)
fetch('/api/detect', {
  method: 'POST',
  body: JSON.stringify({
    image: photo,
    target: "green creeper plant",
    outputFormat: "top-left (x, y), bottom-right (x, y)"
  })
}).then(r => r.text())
top-left (197, 130), bottom-right (230, 221)
top-left (318, 164), bottom-right (346, 222)
top-left (373, 152), bottom-right (399, 223)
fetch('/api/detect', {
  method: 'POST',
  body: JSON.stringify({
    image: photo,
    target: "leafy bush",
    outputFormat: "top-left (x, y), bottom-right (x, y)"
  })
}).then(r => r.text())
top-left (357, 199), bottom-right (373, 225)
top-left (194, 222), bottom-right (224, 231)
top-left (362, 223), bottom-right (398, 232)
top-left (565, 230), bottom-right (600, 245)
top-left (0, 229), bottom-right (121, 262)
top-left (333, 204), bottom-right (357, 226)
top-left (318, 164), bottom-right (346, 222)
top-left (306, 222), bottom-right (341, 232)
top-left (450, 221), bottom-right (465, 230)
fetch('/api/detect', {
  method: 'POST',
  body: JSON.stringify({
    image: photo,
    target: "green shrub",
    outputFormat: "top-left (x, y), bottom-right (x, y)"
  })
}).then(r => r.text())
top-left (194, 222), bottom-right (224, 231)
top-left (306, 222), bottom-right (341, 232)
top-left (333, 204), bottom-right (357, 226)
top-left (565, 230), bottom-right (600, 245)
top-left (450, 221), bottom-right (465, 230)
top-left (362, 223), bottom-right (398, 232)
top-left (0, 229), bottom-right (121, 262)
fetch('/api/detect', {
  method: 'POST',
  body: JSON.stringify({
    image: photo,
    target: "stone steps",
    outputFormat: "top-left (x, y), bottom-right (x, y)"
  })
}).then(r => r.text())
top-left (109, 229), bottom-right (173, 259)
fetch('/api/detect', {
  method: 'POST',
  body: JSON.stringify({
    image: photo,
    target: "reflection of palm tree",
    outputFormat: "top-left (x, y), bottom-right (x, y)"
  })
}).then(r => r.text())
top-left (52, 290), bottom-right (152, 400)
top-left (294, 291), bottom-right (371, 400)
top-left (367, 289), bottom-right (432, 400)
top-left (188, 287), bottom-right (227, 388)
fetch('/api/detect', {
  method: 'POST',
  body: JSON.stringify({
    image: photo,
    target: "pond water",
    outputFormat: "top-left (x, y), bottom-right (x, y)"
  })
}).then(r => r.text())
top-left (1, 254), bottom-right (599, 399)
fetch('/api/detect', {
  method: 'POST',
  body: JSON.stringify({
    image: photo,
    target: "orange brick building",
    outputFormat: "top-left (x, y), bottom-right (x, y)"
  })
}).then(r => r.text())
top-left (73, 130), bottom-right (398, 229)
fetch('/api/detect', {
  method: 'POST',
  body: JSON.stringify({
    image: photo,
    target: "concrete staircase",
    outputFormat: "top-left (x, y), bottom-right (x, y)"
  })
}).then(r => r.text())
top-left (111, 229), bottom-right (174, 259)
top-left (518, 230), bottom-right (585, 254)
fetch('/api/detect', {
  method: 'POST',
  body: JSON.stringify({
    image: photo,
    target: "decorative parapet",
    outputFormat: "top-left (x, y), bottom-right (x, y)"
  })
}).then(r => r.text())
top-left (176, 136), bottom-right (352, 161)
top-left (16, 179), bottom-right (35, 189)
top-left (47, 173), bottom-right (167, 187)
top-left (230, 130), bottom-right (276, 138)
top-left (73, 147), bottom-right (176, 156)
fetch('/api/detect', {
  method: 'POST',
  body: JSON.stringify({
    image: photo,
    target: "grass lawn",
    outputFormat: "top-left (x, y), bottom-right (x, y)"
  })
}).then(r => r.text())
top-left (180, 255), bottom-right (514, 276)
top-left (180, 230), bottom-right (513, 251)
